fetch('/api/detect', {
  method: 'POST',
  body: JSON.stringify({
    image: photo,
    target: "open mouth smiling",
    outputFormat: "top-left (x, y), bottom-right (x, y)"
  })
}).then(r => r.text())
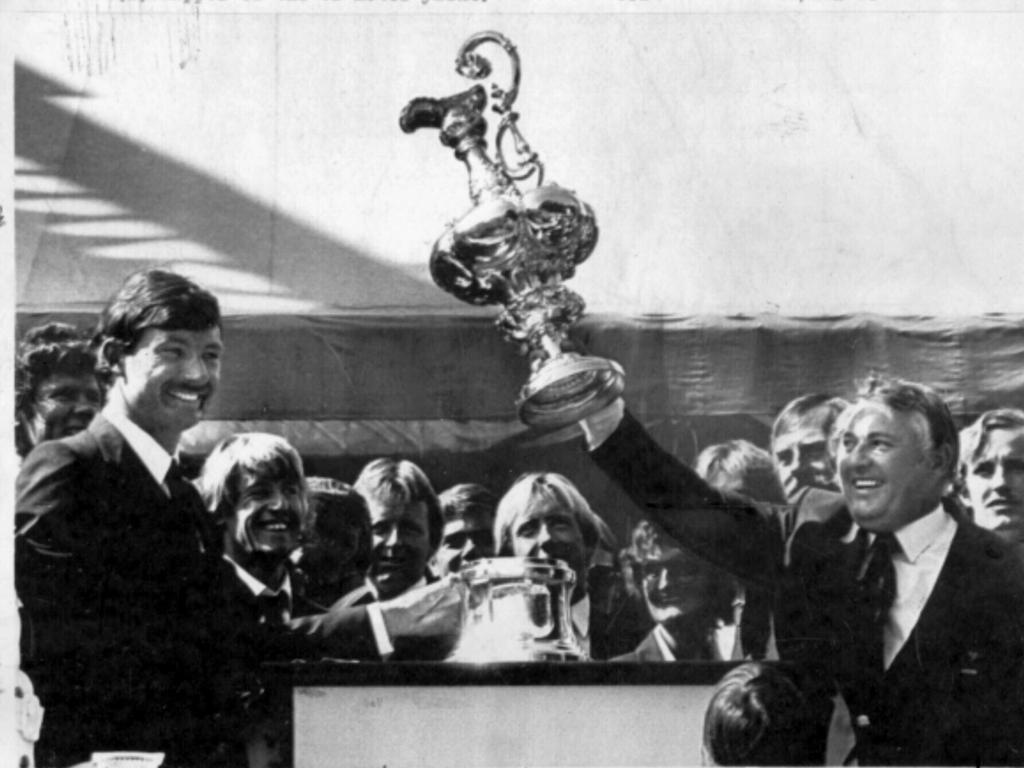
top-left (253, 511), bottom-right (299, 534)
top-left (166, 386), bottom-right (209, 406)
top-left (851, 478), bottom-right (883, 491)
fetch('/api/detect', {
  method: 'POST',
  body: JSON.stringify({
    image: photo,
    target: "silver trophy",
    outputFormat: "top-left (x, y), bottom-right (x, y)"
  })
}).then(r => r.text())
top-left (449, 557), bottom-right (586, 663)
top-left (400, 31), bottom-right (625, 429)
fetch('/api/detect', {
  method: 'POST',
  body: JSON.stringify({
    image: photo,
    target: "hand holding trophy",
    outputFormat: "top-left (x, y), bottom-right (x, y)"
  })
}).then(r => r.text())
top-left (400, 31), bottom-right (625, 429)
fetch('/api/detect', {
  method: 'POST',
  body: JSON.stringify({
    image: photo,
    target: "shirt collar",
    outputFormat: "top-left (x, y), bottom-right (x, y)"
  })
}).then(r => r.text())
top-left (102, 403), bottom-right (174, 487)
top-left (652, 623), bottom-right (676, 661)
top-left (366, 575), bottom-right (427, 600)
top-left (572, 595), bottom-right (590, 638)
top-left (223, 554), bottom-right (293, 599)
top-left (893, 503), bottom-right (954, 564)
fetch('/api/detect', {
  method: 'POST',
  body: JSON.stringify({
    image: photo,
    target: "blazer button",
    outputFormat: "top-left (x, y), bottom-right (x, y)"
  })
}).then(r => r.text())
top-left (855, 714), bottom-right (871, 728)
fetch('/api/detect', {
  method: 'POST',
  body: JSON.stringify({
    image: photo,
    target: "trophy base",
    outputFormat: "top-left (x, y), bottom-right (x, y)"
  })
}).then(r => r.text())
top-left (517, 353), bottom-right (625, 429)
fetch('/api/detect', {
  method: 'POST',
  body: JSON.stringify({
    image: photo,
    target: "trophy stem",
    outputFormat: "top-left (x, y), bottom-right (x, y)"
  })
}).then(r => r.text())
top-left (517, 353), bottom-right (625, 429)
top-left (537, 333), bottom-right (564, 362)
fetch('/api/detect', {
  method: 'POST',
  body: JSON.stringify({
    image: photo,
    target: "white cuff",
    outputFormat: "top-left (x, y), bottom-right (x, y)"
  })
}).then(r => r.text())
top-left (366, 601), bottom-right (394, 658)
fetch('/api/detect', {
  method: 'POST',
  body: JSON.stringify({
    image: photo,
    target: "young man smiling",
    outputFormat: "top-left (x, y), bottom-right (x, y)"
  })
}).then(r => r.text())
top-left (198, 433), bottom-right (312, 623)
top-left (16, 269), bottom-right (227, 766)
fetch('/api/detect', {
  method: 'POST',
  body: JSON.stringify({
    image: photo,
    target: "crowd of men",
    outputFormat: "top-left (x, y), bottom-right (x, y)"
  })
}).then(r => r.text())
top-left (13, 268), bottom-right (1024, 766)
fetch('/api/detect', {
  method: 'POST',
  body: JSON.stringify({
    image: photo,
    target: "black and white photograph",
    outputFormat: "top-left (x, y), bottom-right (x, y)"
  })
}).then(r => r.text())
top-left (3, 0), bottom-right (1024, 765)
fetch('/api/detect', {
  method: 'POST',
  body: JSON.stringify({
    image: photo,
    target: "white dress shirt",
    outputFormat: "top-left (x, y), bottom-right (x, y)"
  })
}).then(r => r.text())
top-left (223, 554), bottom-right (294, 621)
top-left (572, 596), bottom-right (591, 656)
top-left (102, 403), bottom-right (174, 494)
top-left (365, 576), bottom-right (427, 658)
top-left (882, 504), bottom-right (957, 669)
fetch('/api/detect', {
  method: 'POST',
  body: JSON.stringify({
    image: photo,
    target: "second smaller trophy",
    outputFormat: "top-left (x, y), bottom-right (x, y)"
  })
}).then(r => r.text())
top-left (400, 31), bottom-right (624, 429)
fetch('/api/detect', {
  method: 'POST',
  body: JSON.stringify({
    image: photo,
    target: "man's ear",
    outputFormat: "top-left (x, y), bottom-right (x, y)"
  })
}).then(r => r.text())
top-left (931, 443), bottom-right (956, 475)
top-left (98, 337), bottom-right (126, 374)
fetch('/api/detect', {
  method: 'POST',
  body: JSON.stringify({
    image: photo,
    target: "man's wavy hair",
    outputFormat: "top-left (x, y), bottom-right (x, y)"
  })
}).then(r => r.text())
top-left (15, 323), bottom-right (97, 417)
top-left (702, 662), bottom-right (831, 766)
top-left (93, 269), bottom-right (221, 386)
top-left (770, 393), bottom-right (849, 448)
top-left (695, 439), bottom-right (785, 505)
top-left (438, 483), bottom-right (498, 525)
top-left (354, 458), bottom-right (443, 552)
top-left (833, 376), bottom-right (960, 483)
top-left (196, 433), bottom-right (308, 526)
top-left (15, 323), bottom-right (99, 457)
top-left (621, 519), bottom-right (735, 624)
top-left (493, 472), bottom-right (607, 559)
top-left (958, 408), bottom-right (1024, 492)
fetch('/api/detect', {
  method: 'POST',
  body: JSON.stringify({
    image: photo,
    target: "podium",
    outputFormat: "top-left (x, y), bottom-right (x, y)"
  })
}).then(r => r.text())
top-left (271, 661), bottom-right (734, 768)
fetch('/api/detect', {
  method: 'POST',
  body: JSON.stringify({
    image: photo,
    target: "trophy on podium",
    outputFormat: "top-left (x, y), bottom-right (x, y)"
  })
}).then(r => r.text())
top-left (400, 31), bottom-right (625, 429)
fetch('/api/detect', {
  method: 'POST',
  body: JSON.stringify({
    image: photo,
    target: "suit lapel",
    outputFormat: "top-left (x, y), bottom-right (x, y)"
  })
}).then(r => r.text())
top-left (90, 415), bottom-right (219, 553)
top-left (88, 415), bottom-right (170, 521)
top-left (886, 513), bottom-right (968, 682)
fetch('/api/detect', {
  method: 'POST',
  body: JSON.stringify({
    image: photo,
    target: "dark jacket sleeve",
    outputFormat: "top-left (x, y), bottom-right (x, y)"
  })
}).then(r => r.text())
top-left (15, 440), bottom-right (104, 662)
top-left (590, 409), bottom-right (785, 589)
top-left (16, 439), bottom-right (90, 550)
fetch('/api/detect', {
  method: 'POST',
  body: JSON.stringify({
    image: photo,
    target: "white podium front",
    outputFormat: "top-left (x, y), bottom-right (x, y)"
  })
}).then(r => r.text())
top-left (277, 662), bottom-right (732, 768)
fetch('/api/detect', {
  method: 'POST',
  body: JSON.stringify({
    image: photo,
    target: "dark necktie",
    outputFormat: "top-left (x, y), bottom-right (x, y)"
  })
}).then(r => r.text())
top-left (165, 460), bottom-right (194, 500)
top-left (257, 591), bottom-right (290, 626)
top-left (165, 461), bottom-right (219, 555)
top-left (855, 530), bottom-right (899, 667)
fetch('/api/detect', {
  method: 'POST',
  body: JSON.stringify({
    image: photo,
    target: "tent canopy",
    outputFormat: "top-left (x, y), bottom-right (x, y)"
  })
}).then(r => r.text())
top-left (12, 3), bottom-right (1024, 539)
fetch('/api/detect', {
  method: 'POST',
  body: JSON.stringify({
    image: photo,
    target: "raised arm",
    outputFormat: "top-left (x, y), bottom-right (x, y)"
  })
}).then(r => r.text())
top-left (588, 406), bottom-right (786, 589)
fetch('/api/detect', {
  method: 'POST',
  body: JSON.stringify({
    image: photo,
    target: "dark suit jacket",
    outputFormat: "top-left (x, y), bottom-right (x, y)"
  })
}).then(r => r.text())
top-left (15, 417), bottom-right (384, 766)
top-left (592, 411), bottom-right (1024, 766)
top-left (16, 415), bottom-right (230, 766)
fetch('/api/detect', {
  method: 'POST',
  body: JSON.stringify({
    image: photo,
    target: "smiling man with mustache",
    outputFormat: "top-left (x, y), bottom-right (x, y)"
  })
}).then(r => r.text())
top-left (15, 269), bottom-right (227, 766)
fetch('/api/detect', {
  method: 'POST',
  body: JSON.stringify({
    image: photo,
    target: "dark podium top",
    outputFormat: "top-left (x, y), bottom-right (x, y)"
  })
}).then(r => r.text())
top-left (266, 659), bottom-right (740, 686)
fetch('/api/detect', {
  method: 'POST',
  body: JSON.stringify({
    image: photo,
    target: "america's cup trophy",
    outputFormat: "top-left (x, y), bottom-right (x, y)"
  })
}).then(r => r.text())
top-left (400, 31), bottom-right (625, 429)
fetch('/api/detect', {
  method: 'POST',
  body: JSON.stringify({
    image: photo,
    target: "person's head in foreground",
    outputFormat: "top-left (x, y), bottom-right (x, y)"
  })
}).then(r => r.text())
top-left (702, 662), bottom-right (830, 766)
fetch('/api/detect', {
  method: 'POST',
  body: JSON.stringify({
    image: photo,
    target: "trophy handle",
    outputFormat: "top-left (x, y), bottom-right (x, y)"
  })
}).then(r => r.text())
top-left (455, 31), bottom-right (544, 186)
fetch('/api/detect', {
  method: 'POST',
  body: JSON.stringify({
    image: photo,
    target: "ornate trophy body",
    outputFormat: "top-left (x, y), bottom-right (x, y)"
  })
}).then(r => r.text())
top-left (400, 31), bottom-right (625, 429)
